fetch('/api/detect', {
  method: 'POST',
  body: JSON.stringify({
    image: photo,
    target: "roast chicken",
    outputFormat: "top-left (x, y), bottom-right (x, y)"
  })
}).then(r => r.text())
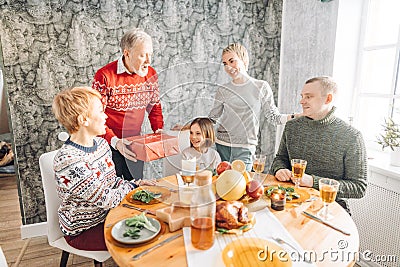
top-left (216, 201), bottom-right (250, 229)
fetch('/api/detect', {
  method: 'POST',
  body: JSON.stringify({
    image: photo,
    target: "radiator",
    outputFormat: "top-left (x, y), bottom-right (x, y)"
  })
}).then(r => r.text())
top-left (348, 170), bottom-right (400, 267)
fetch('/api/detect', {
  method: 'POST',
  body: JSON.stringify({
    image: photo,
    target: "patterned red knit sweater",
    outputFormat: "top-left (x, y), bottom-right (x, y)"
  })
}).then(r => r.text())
top-left (92, 60), bottom-right (164, 142)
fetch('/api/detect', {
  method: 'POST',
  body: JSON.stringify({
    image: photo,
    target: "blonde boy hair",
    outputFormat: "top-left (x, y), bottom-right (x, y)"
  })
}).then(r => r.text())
top-left (52, 87), bottom-right (102, 134)
top-left (222, 43), bottom-right (249, 71)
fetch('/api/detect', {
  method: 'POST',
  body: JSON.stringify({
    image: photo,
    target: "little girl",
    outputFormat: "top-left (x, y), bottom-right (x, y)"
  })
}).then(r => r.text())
top-left (182, 117), bottom-right (221, 171)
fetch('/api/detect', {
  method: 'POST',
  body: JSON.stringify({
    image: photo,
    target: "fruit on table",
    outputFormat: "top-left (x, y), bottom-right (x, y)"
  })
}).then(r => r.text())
top-left (231, 160), bottom-right (252, 183)
top-left (211, 175), bottom-right (219, 195)
top-left (246, 180), bottom-right (264, 200)
top-left (216, 161), bottom-right (232, 175)
top-left (231, 159), bottom-right (246, 173)
top-left (216, 170), bottom-right (246, 201)
top-left (242, 171), bottom-right (252, 183)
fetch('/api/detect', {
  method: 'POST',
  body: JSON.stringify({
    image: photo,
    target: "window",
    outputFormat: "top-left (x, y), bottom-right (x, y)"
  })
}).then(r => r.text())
top-left (353, 0), bottom-right (400, 149)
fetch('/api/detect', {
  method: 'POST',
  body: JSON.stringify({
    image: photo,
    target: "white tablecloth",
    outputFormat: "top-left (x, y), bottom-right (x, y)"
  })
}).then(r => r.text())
top-left (183, 207), bottom-right (315, 267)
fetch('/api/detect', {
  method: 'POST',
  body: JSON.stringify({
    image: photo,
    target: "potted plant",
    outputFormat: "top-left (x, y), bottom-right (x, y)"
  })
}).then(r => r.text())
top-left (377, 118), bottom-right (400, 166)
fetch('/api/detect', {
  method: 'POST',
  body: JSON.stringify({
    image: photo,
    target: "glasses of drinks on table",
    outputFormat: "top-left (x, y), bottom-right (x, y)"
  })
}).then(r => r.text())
top-left (291, 159), bottom-right (307, 188)
top-left (252, 154), bottom-right (266, 183)
top-left (181, 157), bottom-right (196, 186)
top-left (318, 178), bottom-right (340, 220)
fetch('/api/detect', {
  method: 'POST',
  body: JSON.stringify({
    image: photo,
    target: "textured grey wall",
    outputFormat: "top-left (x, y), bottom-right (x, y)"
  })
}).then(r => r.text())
top-left (279, 0), bottom-right (339, 114)
top-left (0, 38), bottom-right (10, 135)
top-left (0, 0), bottom-right (283, 224)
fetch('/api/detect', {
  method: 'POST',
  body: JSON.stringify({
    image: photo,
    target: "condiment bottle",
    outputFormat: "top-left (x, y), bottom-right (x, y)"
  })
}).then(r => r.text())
top-left (190, 170), bottom-right (216, 250)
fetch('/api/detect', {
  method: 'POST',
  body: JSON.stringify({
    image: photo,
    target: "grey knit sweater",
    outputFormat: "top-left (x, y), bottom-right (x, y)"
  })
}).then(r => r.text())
top-left (209, 78), bottom-right (287, 147)
top-left (270, 107), bottom-right (367, 206)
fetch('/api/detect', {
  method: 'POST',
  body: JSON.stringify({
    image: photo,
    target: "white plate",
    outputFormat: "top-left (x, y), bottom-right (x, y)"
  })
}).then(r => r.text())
top-left (111, 217), bottom-right (161, 244)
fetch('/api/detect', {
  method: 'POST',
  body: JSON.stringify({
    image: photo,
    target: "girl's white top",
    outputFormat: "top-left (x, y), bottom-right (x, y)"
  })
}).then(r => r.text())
top-left (181, 146), bottom-right (221, 171)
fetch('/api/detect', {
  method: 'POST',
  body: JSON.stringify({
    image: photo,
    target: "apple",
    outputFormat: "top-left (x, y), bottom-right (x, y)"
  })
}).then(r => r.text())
top-left (246, 180), bottom-right (264, 200)
top-left (216, 161), bottom-right (232, 175)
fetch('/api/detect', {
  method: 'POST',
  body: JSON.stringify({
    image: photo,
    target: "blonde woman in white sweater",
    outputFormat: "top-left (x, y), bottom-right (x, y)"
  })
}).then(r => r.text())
top-left (209, 43), bottom-right (300, 170)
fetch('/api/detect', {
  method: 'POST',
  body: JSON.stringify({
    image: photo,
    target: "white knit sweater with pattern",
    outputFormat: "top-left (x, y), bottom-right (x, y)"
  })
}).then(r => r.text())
top-left (53, 137), bottom-right (135, 236)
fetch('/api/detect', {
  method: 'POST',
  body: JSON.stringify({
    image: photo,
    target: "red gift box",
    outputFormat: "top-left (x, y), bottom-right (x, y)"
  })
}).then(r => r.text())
top-left (126, 133), bottom-right (180, 162)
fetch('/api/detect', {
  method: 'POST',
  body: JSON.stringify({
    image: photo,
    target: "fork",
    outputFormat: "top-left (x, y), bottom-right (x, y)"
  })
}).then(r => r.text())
top-left (271, 237), bottom-right (313, 264)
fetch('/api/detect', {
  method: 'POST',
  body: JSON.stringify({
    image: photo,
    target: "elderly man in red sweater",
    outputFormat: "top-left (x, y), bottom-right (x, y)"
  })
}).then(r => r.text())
top-left (92, 28), bottom-right (164, 181)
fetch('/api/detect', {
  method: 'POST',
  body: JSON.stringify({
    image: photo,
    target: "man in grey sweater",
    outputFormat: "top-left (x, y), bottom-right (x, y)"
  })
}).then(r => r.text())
top-left (270, 76), bottom-right (367, 214)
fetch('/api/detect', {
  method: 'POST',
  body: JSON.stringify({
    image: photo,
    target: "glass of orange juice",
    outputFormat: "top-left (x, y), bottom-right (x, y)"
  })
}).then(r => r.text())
top-left (252, 154), bottom-right (266, 183)
top-left (181, 157), bottom-right (196, 186)
top-left (318, 178), bottom-right (340, 220)
top-left (291, 159), bottom-right (307, 188)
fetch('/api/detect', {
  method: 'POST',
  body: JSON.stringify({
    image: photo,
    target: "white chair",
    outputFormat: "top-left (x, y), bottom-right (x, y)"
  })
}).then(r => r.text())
top-left (0, 246), bottom-right (7, 267)
top-left (39, 150), bottom-right (110, 267)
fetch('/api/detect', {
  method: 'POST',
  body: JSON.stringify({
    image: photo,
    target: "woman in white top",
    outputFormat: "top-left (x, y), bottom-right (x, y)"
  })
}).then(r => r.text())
top-left (209, 43), bottom-right (300, 170)
top-left (182, 117), bottom-right (221, 171)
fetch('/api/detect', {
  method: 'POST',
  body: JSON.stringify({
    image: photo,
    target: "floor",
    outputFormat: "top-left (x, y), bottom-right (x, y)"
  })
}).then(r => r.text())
top-left (0, 175), bottom-right (118, 267)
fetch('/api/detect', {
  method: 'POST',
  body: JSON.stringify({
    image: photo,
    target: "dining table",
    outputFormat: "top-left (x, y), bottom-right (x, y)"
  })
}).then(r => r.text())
top-left (104, 173), bottom-right (359, 267)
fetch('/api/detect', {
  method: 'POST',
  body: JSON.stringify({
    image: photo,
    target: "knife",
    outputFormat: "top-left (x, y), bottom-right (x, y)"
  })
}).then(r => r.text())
top-left (132, 233), bottom-right (183, 260)
top-left (302, 211), bottom-right (350, 236)
top-left (122, 203), bottom-right (156, 216)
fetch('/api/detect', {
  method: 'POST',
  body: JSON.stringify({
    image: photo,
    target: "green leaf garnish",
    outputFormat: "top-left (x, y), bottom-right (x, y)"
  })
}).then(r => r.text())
top-left (265, 185), bottom-right (299, 201)
top-left (132, 189), bottom-right (160, 203)
top-left (239, 224), bottom-right (250, 230)
top-left (217, 228), bottom-right (229, 234)
top-left (125, 212), bottom-right (157, 232)
top-left (123, 228), bottom-right (141, 239)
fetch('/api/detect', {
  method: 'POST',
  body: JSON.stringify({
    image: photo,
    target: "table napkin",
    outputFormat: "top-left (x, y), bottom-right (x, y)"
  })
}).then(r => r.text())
top-left (183, 208), bottom-right (315, 267)
top-left (176, 173), bottom-right (185, 186)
